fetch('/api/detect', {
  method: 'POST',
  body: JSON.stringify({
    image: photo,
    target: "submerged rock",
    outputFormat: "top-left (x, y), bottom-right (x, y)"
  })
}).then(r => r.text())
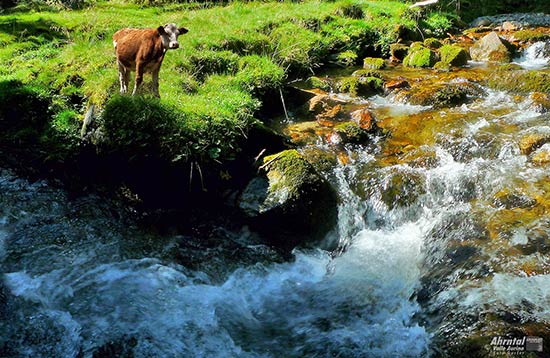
top-left (531, 143), bottom-right (550, 165)
top-left (395, 80), bottom-right (483, 108)
top-left (238, 149), bottom-right (338, 248)
top-left (488, 68), bottom-right (550, 93)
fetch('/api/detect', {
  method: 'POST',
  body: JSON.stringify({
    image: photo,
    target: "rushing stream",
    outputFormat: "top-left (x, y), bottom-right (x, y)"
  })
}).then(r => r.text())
top-left (2, 42), bottom-right (550, 357)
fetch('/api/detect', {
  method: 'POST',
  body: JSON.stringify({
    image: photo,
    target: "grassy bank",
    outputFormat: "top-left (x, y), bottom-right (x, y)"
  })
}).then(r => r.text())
top-left (0, 0), bottom-right (454, 199)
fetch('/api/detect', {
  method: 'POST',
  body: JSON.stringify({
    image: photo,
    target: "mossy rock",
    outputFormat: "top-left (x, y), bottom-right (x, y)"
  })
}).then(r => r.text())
top-left (334, 121), bottom-right (370, 144)
top-left (306, 76), bottom-right (332, 92)
top-left (529, 92), bottom-right (550, 113)
top-left (438, 44), bottom-right (469, 67)
top-left (519, 130), bottom-right (550, 155)
top-left (512, 29), bottom-right (550, 43)
top-left (301, 147), bottom-right (338, 173)
top-left (423, 37), bottom-right (442, 49)
top-left (351, 69), bottom-right (382, 78)
top-left (532, 144), bottom-right (550, 166)
top-left (390, 43), bottom-right (409, 61)
top-left (336, 50), bottom-right (358, 66)
top-left (363, 57), bottom-right (385, 70)
top-left (403, 45), bottom-right (438, 68)
top-left (380, 168), bottom-right (426, 209)
top-left (238, 149), bottom-right (338, 248)
top-left (398, 81), bottom-right (483, 108)
top-left (489, 69), bottom-right (550, 94)
top-left (337, 76), bottom-right (383, 97)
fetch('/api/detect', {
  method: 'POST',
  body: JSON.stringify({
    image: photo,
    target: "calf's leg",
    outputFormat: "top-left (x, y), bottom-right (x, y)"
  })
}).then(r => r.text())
top-left (118, 62), bottom-right (130, 94)
top-left (132, 63), bottom-right (144, 96)
top-left (152, 68), bottom-right (160, 98)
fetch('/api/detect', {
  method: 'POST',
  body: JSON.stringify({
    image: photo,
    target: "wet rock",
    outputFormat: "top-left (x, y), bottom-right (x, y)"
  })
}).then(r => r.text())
top-left (380, 168), bottom-right (426, 209)
top-left (398, 146), bottom-right (439, 168)
top-left (492, 190), bottom-right (537, 209)
top-left (403, 43), bottom-right (438, 68)
top-left (301, 147), bottom-right (338, 173)
top-left (390, 43), bottom-right (409, 62)
top-left (363, 57), bottom-right (385, 70)
top-left (469, 32), bottom-right (513, 63)
top-left (306, 76), bottom-right (332, 92)
top-left (529, 92), bottom-right (550, 113)
top-left (396, 80), bottom-right (482, 108)
top-left (285, 121), bottom-right (328, 146)
top-left (518, 130), bottom-right (550, 155)
top-left (423, 37), bottom-right (442, 50)
top-left (337, 76), bottom-right (383, 97)
top-left (488, 68), bottom-right (550, 94)
top-left (307, 94), bottom-right (346, 115)
top-left (238, 149), bottom-right (338, 248)
top-left (316, 104), bottom-right (346, 124)
top-left (333, 122), bottom-right (370, 144)
top-left (384, 78), bottom-right (410, 91)
top-left (350, 108), bottom-right (377, 131)
top-left (510, 29), bottom-right (550, 43)
top-left (531, 143), bottom-right (550, 165)
top-left (436, 44), bottom-right (470, 67)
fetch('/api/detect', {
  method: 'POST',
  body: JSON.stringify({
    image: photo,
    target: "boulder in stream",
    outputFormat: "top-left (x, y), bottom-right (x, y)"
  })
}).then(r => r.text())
top-left (469, 31), bottom-right (514, 62)
top-left (403, 43), bottom-right (438, 68)
top-left (238, 149), bottom-right (337, 248)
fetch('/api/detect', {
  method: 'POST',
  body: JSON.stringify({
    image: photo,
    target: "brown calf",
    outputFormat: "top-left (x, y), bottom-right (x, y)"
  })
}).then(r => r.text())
top-left (113, 23), bottom-right (188, 98)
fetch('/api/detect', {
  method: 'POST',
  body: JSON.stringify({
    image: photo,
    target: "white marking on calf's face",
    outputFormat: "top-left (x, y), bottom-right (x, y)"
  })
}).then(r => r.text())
top-left (159, 23), bottom-right (188, 50)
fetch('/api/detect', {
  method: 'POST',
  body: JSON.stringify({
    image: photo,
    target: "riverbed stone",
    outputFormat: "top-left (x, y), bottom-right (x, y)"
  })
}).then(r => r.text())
top-left (390, 43), bottom-right (409, 62)
top-left (395, 80), bottom-right (482, 108)
top-left (363, 57), bottom-right (385, 70)
top-left (531, 143), bottom-right (550, 165)
top-left (437, 44), bottom-right (470, 67)
top-left (488, 69), bottom-right (550, 94)
top-left (238, 149), bottom-right (337, 248)
top-left (518, 130), bottom-right (550, 155)
top-left (529, 92), bottom-right (550, 113)
top-left (469, 32), bottom-right (513, 62)
top-left (403, 43), bottom-right (438, 68)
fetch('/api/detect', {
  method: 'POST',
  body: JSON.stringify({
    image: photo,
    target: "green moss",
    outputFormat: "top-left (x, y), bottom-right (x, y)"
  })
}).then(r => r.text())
top-left (334, 121), bottom-right (368, 144)
top-left (403, 45), bottom-right (438, 68)
top-left (438, 44), bottom-right (469, 67)
top-left (336, 50), bottom-right (358, 66)
top-left (513, 29), bottom-right (550, 42)
top-left (363, 57), bottom-right (385, 70)
top-left (263, 149), bottom-right (317, 200)
top-left (424, 37), bottom-right (442, 49)
top-left (338, 76), bottom-right (383, 97)
top-left (488, 70), bottom-right (550, 94)
top-left (306, 76), bottom-right (332, 91)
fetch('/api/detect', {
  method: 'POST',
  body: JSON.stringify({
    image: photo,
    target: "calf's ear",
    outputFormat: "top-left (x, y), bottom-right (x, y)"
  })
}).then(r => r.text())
top-left (178, 27), bottom-right (189, 34)
top-left (157, 26), bottom-right (166, 35)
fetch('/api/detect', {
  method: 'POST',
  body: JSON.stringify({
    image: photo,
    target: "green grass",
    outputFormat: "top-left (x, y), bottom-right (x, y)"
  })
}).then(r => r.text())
top-left (0, 0), bottom-right (443, 166)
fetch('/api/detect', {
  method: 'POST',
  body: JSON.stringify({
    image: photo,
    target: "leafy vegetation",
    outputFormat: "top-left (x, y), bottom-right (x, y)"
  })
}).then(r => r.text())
top-left (0, 0), bottom-right (457, 197)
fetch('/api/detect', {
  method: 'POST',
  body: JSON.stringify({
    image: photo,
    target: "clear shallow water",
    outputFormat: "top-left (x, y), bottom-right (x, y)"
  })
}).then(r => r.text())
top-left (3, 54), bottom-right (550, 357)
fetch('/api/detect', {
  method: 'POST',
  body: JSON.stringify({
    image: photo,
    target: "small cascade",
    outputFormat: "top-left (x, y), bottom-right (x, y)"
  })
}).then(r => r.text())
top-left (514, 41), bottom-right (550, 69)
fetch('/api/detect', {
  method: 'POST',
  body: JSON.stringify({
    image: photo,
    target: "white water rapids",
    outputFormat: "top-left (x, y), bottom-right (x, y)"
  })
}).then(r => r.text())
top-left (3, 53), bottom-right (550, 356)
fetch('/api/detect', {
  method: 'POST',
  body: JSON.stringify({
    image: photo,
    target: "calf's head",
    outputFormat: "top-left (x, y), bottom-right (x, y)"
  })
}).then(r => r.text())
top-left (158, 23), bottom-right (188, 50)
